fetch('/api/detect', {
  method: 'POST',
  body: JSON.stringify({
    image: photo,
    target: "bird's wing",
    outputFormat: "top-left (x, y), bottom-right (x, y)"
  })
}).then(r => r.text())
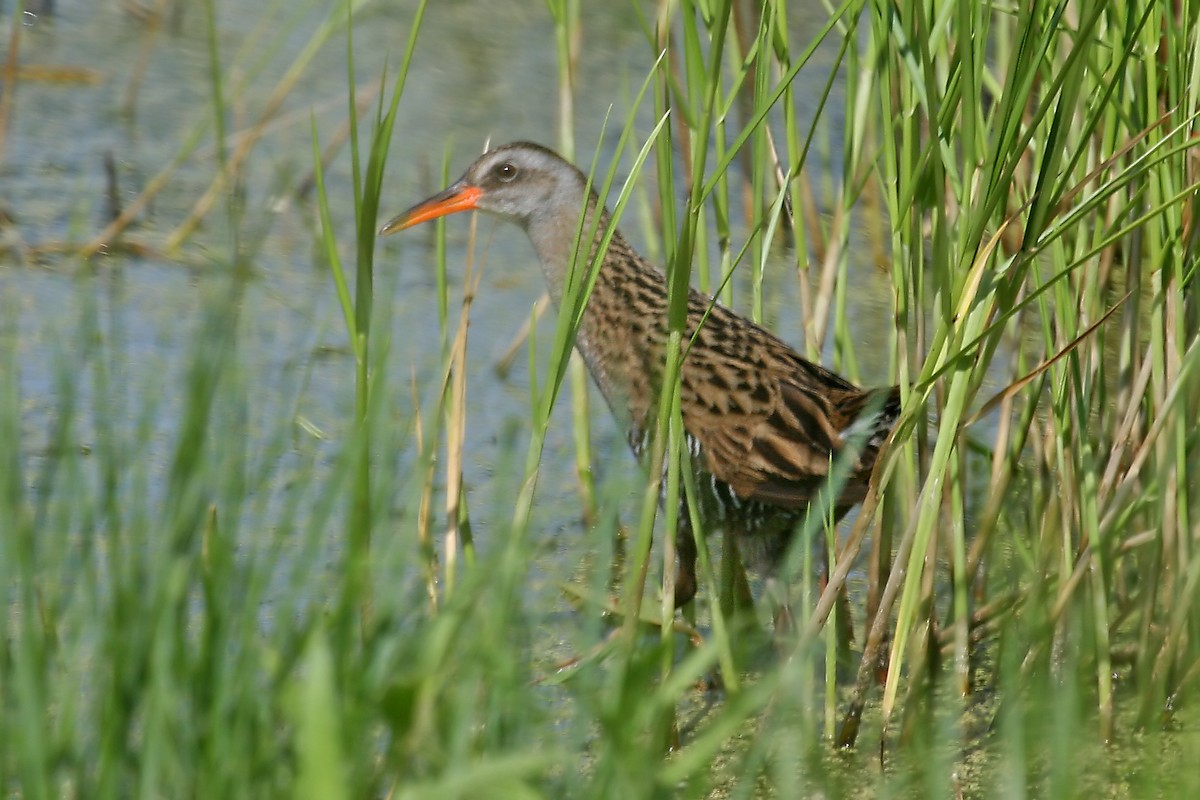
top-left (684, 369), bottom-right (849, 510)
top-left (676, 296), bottom-right (897, 511)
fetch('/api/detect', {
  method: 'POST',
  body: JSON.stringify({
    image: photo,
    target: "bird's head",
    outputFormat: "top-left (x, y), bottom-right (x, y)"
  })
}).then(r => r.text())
top-left (380, 141), bottom-right (587, 235)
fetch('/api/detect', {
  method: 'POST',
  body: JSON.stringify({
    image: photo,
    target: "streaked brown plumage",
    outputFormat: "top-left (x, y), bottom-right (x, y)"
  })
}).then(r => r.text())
top-left (381, 142), bottom-right (900, 611)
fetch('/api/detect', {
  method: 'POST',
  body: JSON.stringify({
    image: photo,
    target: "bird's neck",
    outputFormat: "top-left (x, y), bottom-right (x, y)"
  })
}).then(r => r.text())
top-left (526, 214), bottom-right (585, 304)
top-left (524, 199), bottom-right (653, 304)
top-left (521, 197), bottom-right (671, 444)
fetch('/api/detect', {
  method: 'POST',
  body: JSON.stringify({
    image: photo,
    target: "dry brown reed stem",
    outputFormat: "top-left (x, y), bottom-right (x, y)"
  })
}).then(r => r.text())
top-left (758, 119), bottom-right (828, 363)
top-left (0, 20), bottom-right (19, 167)
top-left (800, 448), bottom-right (883, 619)
top-left (964, 374), bottom-right (1042, 581)
top-left (217, 85), bottom-right (378, 159)
top-left (441, 213), bottom-right (488, 596)
top-left (807, 200), bottom-right (845, 355)
top-left (78, 86), bottom-right (373, 259)
top-left (761, 123), bottom-right (791, 227)
top-left (1099, 343), bottom-right (1157, 498)
top-left (830, 444), bottom-right (925, 748)
top-left (410, 216), bottom-right (489, 604)
top-left (963, 292), bottom-right (1131, 429)
top-left (865, 499), bottom-right (890, 638)
top-left (964, 333), bottom-right (1023, 561)
top-left (902, 455), bottom-right (946, 706)
top-left (1095, 334), bottom-right (1199, 540)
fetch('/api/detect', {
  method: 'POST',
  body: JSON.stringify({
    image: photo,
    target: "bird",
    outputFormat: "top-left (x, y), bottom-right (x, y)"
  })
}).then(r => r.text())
top-left (380, 141), bottom-right (900, 619)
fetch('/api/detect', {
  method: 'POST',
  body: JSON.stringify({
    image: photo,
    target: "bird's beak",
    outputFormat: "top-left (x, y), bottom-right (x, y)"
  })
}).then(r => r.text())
top-left (378, 182), bottom-right (483, 236)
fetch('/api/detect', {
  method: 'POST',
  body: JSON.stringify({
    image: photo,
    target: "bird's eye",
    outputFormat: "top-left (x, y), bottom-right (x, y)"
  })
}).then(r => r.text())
top-left (496, 162), bottom-right (518, 182)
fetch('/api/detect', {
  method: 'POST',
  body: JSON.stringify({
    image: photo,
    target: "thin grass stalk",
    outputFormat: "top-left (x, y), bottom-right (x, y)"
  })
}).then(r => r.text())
top-left (202, 0), bottom-right (228, 171)
top-left (657, 354), bottom-right (686, 749)
top-left (897, 470), bottom-right (944, 743)
top-left (868, 0), bottom-right (908, 646)
top-left (822, 503), bottom-right (838, 739)
top-left (345, 5), bottom-right (375, 633)
top-left (948, 432), bottom-right (969, 697)
top-left (882, 268), bottom-right (982, 731)
top-left (646, 2), bottom-right (697, 634)
top-left (656, 0), bottom-right (753, 667)
top-left (747, 4), bottom-right (771, 322)
top-left (309, 0), bottom-right (427, 631)
top-left (1059, 268), bottom-right (1114, 739)
top-left (872, 0), bottom-right (972, 733)
top-left (654, 0), bottom-right (680, 277)
top-left (548, 0), bottom-right (599, 528)
top-left (505, 104), bottom-right (668, 625)
top-left (829, 19), bottom-right (859, 379)
top-left (1, 324), bottom-right (48, 796)
top-left (381, 167), bottom-right (460, 606)
top-left (441, 211), bottom-right (484, 598)
top-left (1145, 0), bottom-right (1191, 720)
top-left (344, 3), bottom-right (364, 226)
top-left (946, 0), bottom-right (986, 703)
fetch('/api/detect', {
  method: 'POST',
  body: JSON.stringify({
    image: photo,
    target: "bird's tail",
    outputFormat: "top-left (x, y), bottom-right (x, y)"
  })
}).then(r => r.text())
top-left (840, 386), bottom-right (902, 454)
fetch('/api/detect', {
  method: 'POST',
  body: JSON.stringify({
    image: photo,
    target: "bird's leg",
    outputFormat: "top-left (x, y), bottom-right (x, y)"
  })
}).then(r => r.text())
top-left (729, 529), bottom-right (795, 647)
top-left (673, 509), bottom-right (698, 609)
top-left (819, 521), bottom-right (855, 667)
top-left (766, 576), bottom-right (796, 642)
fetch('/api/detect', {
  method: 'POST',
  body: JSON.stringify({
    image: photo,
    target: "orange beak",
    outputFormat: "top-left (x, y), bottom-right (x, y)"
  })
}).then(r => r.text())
top-left (378, 183), bottom-right (483, 236)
